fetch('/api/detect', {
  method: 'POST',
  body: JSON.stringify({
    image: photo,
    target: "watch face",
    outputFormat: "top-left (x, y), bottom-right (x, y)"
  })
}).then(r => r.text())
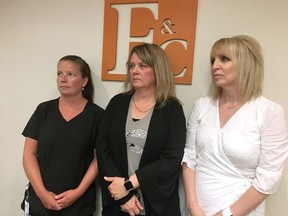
top-left (124, 180), bottom-right (133, 191)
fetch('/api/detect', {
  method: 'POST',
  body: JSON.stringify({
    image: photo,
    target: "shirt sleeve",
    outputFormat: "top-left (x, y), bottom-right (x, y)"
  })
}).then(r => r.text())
top-left (182, 98), bottom-right (204, 170)
top-left (135, 99), bottom-right (186, 215)
top-left (252, 101), bottom-right (288, 194)
top-left (22, 104), bottom-right (43, 139)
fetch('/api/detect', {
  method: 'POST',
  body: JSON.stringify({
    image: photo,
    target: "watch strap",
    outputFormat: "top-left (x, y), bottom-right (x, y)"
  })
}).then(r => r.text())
top-left (117, 191), bottom-right (134, 205)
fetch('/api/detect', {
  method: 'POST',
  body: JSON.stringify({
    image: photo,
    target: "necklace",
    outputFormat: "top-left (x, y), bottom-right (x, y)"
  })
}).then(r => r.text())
top-left (133, 97), bottom-right (155, 113)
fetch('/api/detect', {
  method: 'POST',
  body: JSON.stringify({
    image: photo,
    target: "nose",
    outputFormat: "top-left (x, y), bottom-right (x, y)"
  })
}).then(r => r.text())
top-left (58, 73), bottom-right (68, 82)
top-left (211, 58), bottom-right (220, 71)
top-left (131, 65), bottom-right (140, 74)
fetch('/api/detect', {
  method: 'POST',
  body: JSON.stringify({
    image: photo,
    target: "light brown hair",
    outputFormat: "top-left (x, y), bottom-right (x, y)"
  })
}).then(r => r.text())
top-left (123, 43), bottom-right (178, 107)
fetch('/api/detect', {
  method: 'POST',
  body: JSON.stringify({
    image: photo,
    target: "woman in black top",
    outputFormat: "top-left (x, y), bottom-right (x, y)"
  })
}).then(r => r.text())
top-left (96, 43), bottom-right (186, 216)
top-left (22, 55), bottom-right (103, 216)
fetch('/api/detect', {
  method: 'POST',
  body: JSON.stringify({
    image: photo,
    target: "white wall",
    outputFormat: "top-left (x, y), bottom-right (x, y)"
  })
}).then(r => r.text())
top-left (0, 0), bottom-right (287, 215)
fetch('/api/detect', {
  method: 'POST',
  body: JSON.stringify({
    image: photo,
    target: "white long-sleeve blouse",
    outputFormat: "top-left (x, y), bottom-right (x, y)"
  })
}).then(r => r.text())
top-left (182, 96), bottom-right (288, 216)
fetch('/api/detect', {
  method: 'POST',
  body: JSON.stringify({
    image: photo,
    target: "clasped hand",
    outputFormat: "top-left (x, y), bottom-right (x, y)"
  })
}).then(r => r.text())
top-left (105, 176), bottom-right (143, 215)
top-left (104, 176), bottom-right (128, 200)
top-left (39, 189), bottom-right (80, 210)
top-left (121, 194), bottom-right (143, 216)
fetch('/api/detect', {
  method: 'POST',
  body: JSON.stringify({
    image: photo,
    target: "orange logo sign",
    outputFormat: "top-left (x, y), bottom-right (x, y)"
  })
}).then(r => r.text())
top-left (102, 0), bottom-right (198, 84)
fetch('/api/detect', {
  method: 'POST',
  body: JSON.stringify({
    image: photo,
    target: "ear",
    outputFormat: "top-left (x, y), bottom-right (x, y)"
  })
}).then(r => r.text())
top-left (82, 77), bottom-right (88, 88)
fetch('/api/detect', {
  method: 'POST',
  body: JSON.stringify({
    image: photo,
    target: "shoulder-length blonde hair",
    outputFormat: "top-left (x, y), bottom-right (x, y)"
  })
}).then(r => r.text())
top-left (123, 43), bottom-right (178, 107)
top-left (210, 35), bottom-right (264, 102)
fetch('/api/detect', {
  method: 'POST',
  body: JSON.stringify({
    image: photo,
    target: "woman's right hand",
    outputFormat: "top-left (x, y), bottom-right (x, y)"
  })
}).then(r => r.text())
top-left (38, 190), bottom-right (63, 211)
top-left (23, 138), bottom-right (63, 211)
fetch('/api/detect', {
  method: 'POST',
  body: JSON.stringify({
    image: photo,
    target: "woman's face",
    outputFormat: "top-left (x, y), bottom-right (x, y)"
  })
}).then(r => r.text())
top-left (210, 54), bottom-right (237, 89)
top-left (128, 53), bottom-right (156, 91)
top-left (57, 60), bottom-right (88, 98)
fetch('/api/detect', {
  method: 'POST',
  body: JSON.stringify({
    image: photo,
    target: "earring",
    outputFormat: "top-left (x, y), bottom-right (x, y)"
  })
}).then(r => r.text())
top-left (82, 87), bottom-right (84, 91)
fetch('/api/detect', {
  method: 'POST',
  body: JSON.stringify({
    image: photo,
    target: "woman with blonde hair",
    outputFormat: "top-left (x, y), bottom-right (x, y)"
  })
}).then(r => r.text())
top-left (182, 35), bottom-right (288, 216)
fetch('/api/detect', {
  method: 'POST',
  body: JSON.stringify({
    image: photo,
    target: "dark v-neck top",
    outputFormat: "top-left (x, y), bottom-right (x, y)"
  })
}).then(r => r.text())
top-left (22, 98), bottom-right (103, 215)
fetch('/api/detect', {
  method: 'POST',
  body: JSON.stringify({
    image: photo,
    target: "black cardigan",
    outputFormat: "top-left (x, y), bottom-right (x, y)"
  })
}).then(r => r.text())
top-left (96, 93), bottom-right (186, 216)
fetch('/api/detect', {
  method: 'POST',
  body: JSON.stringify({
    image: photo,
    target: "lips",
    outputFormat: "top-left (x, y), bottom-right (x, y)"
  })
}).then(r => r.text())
top-left (213, 74), bottom-right (223, 79)
top-left (132, 78), bottom-right (141, 82)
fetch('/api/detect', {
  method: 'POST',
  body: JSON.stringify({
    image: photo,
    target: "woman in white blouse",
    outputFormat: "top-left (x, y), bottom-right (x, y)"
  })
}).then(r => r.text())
top-left (182, 35), bottom-right (288, 216)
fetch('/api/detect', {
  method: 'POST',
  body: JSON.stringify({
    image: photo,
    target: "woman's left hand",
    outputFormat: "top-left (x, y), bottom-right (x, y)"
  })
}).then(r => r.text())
top-left (121, 194), bottom-right (143, 216)
top-left (55, 189), bottom-right (80, 208)
top-left (104, 176), bottom-right (128, 200)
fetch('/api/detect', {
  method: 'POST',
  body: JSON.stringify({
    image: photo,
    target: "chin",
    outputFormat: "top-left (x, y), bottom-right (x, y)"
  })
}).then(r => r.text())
top-left (132, 84), bottom-right (142, 89)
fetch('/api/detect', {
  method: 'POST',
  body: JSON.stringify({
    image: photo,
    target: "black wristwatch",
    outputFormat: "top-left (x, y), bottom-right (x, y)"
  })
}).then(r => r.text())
top-left (124, 178), bottom-right (134, 192)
